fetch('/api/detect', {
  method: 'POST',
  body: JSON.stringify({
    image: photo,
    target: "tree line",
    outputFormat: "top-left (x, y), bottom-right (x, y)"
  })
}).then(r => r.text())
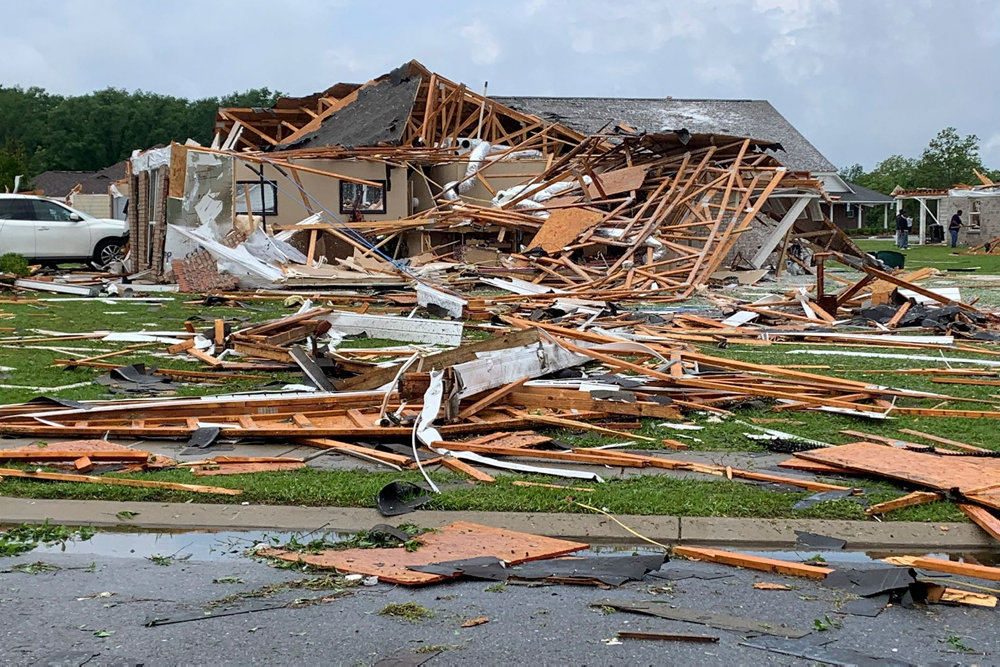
top-left (0, 85), bottom-right (282, 190)
top-left (839, 127), bottom-right (998, 195)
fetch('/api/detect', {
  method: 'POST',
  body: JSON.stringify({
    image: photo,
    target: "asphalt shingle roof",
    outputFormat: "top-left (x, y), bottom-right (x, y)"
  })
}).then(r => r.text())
top-left (31, 161), bottom-right (127, 197)
top-left (493, 97), bottom-right (836, 174)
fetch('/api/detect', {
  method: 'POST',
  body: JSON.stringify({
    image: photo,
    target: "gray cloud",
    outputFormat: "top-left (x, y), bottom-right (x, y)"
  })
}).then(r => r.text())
top-left (2, 0), bottom-right (997, 171)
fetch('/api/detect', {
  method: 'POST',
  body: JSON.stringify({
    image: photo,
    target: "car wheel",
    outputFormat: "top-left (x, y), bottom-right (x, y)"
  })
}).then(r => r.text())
top-left (93, 238), bottom-right (125, 269)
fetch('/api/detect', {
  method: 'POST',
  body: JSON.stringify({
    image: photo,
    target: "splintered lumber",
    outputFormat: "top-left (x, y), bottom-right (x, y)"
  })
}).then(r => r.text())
top-left (896, 428), bottom-right (988, 453)
top-left (0, 439), bottom-right (152, 463)
top-left (456, 377), bottom-right (530, 421)
top-left (509, 410), bottom-right (660, 442)
top-left (335, 328), bottom-right (540, 391)
top-left (0, 468), bottom-right (241, 495)
top-left (298, 438), bottom-right (412, 466)
top-left (440, 457), bottom-right (496, 483)
top-left (672, 546), bottom-right (833, 579)
top-left (958, 504), bottom-right (1000, 541)
top-left (797, 442), bottom-right (1000, 510)
top-left (257, 521), bottom-right (587, 585)
top-left (883, 556), bottom-right (1000, 582)
top-left (192, 461), bottom-right (306, 476)
top-left (0, 450), bottom-right (150, 462)
top-left (865, 491), bottom-right (945, 515)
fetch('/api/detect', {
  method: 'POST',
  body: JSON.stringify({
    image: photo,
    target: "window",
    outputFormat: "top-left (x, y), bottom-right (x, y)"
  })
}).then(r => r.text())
top-left (340, 180), bottom-right (386, 215)
top-left (845, 204), bottom-right (855, 218)
top-left (970, 199), bottom-right (982, 231)
top-left (235, 181), bottom-right (278, 215)
top-left (0, 199), bottom-right (33, 220)
top-left (31, 200), bottom-right (75, 222)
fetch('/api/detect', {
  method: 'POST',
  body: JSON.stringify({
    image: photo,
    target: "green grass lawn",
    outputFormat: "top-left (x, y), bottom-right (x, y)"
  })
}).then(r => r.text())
top-left (856, 238), bottom-right (1000, 273)
top-left (0, 465), bottom-right (967, 523)
top-left (0, 289), bottom-right (996, 523)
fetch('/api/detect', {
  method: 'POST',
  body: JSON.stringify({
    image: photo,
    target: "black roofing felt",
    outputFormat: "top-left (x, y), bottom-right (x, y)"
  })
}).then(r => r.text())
top-left (275, 64), bottom-right (422, 151)
top-left (494, 96), bottom-right (836, 173)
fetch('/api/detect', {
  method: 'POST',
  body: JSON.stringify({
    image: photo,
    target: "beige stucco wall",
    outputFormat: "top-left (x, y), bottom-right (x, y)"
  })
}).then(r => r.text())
top-left (236, 159), bottom-right (409, 227)
top-left (68, 194), bottom-right (111, 219)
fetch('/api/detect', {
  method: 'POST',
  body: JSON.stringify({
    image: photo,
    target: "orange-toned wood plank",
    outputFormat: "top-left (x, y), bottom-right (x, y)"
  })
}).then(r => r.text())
top-left (865, 491), bottom-right (945, 515)
top-left (456, 377), bottom-right (529, 421)
top-left (959, 503), bottom-right (1000, 541)
top-left (441, 457), bottom-right (495, 483)
top-left (884, 555), bottom-right (1000, 582)
top-left (0, 467), bottom-right (241, 495)
top-left (673, 546), bottom-right (832, 579)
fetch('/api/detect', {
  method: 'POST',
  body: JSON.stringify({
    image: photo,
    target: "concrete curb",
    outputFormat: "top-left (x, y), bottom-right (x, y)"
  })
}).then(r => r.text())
top-left (2, 498), bottom-right (994, 550)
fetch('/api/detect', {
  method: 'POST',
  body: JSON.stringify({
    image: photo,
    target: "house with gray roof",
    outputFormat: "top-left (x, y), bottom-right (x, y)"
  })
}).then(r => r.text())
top-left (495, 96), bottom-right (890, 229)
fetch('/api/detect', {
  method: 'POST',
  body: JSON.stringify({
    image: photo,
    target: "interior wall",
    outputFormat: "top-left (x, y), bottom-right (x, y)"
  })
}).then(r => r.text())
top-left (237, 159), bottom-right (409, 228)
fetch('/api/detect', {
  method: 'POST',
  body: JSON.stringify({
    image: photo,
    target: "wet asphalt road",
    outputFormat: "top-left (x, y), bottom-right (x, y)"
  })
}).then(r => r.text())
top-left (1, 532), bottom-right (997, 666)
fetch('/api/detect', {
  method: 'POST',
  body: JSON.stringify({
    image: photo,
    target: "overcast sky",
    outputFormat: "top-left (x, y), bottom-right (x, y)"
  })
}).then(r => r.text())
top-left (3, 0), bottom-right (998, 171)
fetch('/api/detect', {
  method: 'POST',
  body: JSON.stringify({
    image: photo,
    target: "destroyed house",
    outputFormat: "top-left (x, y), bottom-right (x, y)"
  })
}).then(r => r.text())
top-left (125, 60), bottom-right (866, 293)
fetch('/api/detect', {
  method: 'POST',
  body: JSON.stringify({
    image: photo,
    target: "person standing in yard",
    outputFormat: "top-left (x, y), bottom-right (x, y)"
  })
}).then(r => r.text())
top-left (949, 210), bottom-right (964, 247)
top-left (896, 211), bottom-right (909, 249)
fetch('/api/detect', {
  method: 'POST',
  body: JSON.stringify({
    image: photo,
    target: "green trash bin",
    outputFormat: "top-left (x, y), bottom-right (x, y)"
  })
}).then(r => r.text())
top-left (875, 250), bottom-right (905, 269)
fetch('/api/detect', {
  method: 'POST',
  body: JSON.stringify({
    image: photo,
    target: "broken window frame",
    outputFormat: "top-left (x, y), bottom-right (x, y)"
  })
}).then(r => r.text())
top-left (969, 199), bottom-right (982, 231)
top-left (340, 179), bottom-right (387, 215)
top-left (235, 181), bottom-right (278, 215)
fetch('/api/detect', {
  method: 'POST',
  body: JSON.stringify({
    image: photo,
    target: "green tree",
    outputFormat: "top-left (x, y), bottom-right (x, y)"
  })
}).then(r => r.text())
top-left (854, 154), bottom-right (918, 195)
top-left (838, 163), bottom-right (865, 183)
top-left (0, 140), bottom-right (32, 192)
top-left (914, 127), bottom-right (985, 189)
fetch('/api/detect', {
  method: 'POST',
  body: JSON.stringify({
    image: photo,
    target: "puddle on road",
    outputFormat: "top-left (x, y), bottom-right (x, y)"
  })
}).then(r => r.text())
top-left (14, 528), bottom-right (1000, 567)
top-left (27, 529), bottom-right (300, 562)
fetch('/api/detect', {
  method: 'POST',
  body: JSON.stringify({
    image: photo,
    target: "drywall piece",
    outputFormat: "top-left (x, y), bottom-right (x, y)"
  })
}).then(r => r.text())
top-left (451, 340), bottom-right (590, 399)
top-left (416, 283), bottom-right (467, 319)
top-left (898, 287), bottom-right (961, 305)
top-left (720, 311), bottom-right (759, 327)
top-left (171, 225), bottom-right (285, 285)
top-left (527, 208), bottom-right (605, 254)
top-left (479, 277), bottom-right (566, 295)
top-left (14, 280), bottom-right (100, 297)
top-left (441, 449), bottom-right (605, 482)
top-left (323, 311), bottom-right (463, 346)
top-left (258, 521), bottom-right (588, 585)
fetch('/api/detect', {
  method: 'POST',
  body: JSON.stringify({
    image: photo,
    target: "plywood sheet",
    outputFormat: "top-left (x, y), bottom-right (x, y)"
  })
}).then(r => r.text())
top-left (527, 208), bottom-right (605, 254)
top-left (797, 442), bottom-right (1000, 510)
top-left (258, 521), bottom-right (588, 585)
top-left (586, 165), bottom-right (649, 198)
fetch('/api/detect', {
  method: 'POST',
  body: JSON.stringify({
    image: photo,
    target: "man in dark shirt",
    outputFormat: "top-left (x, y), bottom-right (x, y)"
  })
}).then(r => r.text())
top-left (949, 210), bottom-right (964, 247)
top-left (895, 211), bottom-right (909, 249)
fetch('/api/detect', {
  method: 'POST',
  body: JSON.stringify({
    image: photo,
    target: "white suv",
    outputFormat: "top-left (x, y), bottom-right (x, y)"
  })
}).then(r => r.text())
top-left (0, 194), bottom-right (128, 267)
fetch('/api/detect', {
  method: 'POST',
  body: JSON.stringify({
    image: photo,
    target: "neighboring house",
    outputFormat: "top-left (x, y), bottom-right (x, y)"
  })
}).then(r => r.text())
top-left (824, 181), bottom-right (894, 230)
top-left (31, 160), bottom-right (128, 219)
